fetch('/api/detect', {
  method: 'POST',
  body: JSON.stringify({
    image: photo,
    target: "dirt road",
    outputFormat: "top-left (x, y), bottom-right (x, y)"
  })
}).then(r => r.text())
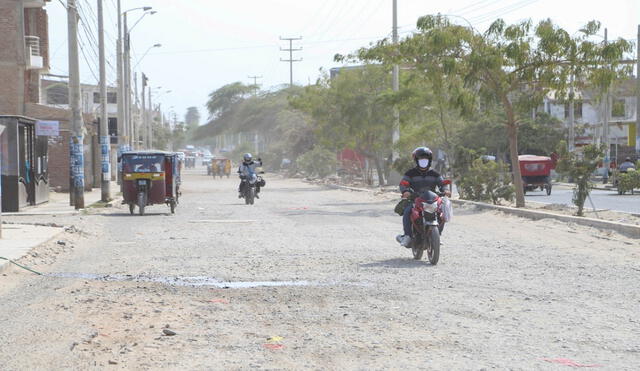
top-left (1, 171), bottom-right (638, 370)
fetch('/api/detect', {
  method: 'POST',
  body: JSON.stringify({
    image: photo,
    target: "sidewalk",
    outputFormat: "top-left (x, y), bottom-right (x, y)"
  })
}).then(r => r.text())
top-left (0, 224), bottom-right (63, 273)
top-left (3, 181), bottom-right (119, 216)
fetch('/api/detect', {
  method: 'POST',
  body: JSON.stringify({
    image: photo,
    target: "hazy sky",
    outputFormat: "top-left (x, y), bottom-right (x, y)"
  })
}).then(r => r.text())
top-left (47, 0), bottom-right (639, 123)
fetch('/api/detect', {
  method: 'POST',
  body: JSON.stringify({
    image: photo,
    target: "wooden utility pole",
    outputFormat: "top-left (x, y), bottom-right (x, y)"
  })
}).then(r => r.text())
top-left (67, 0), bottom-right (84, 209)
top-left (603, 28), bottom-right (610, 183)
top-left (280, 37), bottom-right (302, 87)
top-left (636, 24), bottom-right (640, 154)
top-left (97, 0), bottom-right (111, 202)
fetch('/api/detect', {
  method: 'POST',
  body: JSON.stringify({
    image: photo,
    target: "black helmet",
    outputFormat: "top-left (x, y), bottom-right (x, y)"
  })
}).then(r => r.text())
top-left (243, 153), bottom-right (253, 163)
top-left (412, 147), bottom-right (433, 168)
top-left (625, 157), bottom-right (632, 162)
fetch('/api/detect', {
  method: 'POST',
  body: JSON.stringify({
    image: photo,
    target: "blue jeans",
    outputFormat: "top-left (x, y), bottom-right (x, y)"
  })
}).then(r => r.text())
top-left (403, 204), bottom-right (413, 237)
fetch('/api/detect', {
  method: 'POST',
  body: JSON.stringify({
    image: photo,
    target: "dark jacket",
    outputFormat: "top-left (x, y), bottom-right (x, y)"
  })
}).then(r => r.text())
top-left (399, 167), bottom-right (444, 194)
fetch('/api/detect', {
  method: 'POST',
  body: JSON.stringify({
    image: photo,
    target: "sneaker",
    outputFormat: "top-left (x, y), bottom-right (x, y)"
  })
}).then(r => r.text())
top-left (255, 193), bottom-right (260, 199)
top-left (395, 234), bottom-right (411, 247)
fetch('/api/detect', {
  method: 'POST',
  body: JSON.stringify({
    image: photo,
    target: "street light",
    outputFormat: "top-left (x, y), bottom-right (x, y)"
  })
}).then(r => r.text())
top-left (133, 44), bottom-right (161, 70)
top-left (122, 6), bottom-right (155, 148)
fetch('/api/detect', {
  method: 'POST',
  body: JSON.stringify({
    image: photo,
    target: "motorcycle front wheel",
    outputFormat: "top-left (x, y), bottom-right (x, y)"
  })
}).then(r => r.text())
top-left (427, 226), bottom-right (440, 265)
top-left (245, 187), bottom-right (255, 205)
top-left (411, 225), bottom-right (423, 260)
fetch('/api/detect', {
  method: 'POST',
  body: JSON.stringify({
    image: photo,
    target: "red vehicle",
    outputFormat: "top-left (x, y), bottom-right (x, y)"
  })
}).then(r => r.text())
top-left (407, 179), bottom-right (452, 265)
top-left (518, 155), bottom-right (555, 195)
top-left (121, 151), bottom-right (181, 215)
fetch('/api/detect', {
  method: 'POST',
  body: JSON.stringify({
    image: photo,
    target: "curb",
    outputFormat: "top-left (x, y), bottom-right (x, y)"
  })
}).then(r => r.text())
top-left (313, 181), bottom-right (640, 239)
top-left (451, 199), bottom-right (640, 239)
top-left (0, 225), bottom-right (65, 275)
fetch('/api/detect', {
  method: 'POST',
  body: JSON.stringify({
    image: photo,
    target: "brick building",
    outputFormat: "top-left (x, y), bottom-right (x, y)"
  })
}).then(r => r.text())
top-left (0, 0), bottom-right (101, 194)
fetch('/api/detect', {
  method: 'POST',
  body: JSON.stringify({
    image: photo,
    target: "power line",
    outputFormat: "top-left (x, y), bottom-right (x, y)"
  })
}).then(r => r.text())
top-left (468, 0), bottom-right (540, 24)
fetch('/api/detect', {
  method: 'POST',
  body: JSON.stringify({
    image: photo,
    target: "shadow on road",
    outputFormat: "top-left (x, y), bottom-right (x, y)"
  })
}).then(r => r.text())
top-left (359, 258), bottom-right (435, 269)
top-left (99, 212), bottom-right (173, 217)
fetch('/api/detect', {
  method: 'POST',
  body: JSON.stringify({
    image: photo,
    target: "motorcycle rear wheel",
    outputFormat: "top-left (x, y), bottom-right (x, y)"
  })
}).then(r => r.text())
top-left (427, 226), bottom-right (440, 265)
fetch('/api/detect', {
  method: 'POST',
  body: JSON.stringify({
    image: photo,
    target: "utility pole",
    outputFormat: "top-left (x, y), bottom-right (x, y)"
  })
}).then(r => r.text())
top-left (603, 28), bottom-right (610, 183)
top-left (116, 0), bottom-right (125, 153)
top-left (389, 0), bottom-right (400, 184)
top-left (124, 13), bottom-right (132, 148)
top-left (280, 37), bottom-right (302, 87)
top-left (636, 24), bottom-right (640, 155)
top-left (67, 0), bottom-right (84, 209)
top-left (248, 75), bottom-right (262, 95)
top-left (141, 73), bottom-right (147, 149)
top-left (148, 86), bottom-right (153, 148)
top-left (133, 71), bottom-right (138, 149)
top-left (97, 0), bottom-right (110, 201)
top-left (568, 73), bottom-right (575, 152)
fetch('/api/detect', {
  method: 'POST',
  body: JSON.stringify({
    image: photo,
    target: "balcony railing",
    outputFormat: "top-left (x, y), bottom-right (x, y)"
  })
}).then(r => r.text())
top-left (25, 35), bottom-right (43, 70)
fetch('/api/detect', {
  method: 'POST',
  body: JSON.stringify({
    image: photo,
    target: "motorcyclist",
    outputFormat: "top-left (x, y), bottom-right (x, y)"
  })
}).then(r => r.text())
top-left (396, 147), bottom-right (448, 247)
top-left (238, 153), bottom-right (263, 198)
top-left (618, 157), bottom-right (636, 173)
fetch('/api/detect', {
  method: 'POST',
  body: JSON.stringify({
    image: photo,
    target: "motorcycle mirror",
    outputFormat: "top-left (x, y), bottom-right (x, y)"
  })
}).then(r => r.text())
top-left (442, 179), bottom-right (452, 185)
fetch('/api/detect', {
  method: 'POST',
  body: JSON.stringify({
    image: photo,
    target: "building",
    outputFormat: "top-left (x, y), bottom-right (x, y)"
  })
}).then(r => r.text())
top-left (543, 78), bottom-right (638, 162)
top-left (0, 0), bottom-right (101, 203)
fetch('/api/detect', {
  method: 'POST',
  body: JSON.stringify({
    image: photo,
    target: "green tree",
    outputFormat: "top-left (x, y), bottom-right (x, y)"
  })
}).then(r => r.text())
top-left (352, 15), bottom-right (631, 207)
top-left (291, 66), bottom-right (393, 185)
top-left (206, 82), bottom-right (253, 119)
top-left (555, 141), bottom-right (604, 216)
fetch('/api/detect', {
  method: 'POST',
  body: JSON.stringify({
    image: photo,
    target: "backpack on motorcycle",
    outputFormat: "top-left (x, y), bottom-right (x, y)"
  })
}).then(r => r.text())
top-left (441, 197), bottom-right (453, 222)
top-left (394, 198), bottom-right (411, 216)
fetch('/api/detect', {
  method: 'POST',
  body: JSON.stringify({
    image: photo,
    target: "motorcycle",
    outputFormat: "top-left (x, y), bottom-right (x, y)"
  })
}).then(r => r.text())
top-left (406, 179), bottom-right (452, 264)
top-left (240, 172), bottom-right (265, 205)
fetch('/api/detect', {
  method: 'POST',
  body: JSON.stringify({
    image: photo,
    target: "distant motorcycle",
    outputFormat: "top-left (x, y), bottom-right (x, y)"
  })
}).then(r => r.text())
top-left (240, 173), bottom-right (264, 205)
top-left (406, 179), bottom-right (452, 264)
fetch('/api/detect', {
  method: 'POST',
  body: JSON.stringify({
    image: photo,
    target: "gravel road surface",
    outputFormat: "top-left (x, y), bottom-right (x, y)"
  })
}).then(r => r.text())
top-left (1, 171), bottom-right (638, 370)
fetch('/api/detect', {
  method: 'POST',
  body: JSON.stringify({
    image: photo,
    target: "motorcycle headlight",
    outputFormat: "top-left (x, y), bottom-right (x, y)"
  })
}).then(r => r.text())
top-left (422, 202), bottom-right (437, 213)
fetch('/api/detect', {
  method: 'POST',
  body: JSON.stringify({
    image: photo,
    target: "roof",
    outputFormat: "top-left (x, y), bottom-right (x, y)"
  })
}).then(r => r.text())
top-left (121, 150), bottom-right (176, 156)
top-left (519, 155), bottom-right (552, 162)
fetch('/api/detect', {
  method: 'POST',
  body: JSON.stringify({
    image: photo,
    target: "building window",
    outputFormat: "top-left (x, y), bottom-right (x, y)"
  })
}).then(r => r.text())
top-left (46, 85), bottom-right (68, 104)
top-left (93, 92), bottom-right (118, 104)
top-left (612, 99), bottom-right (625, 118)
top-left (564, 102), bottom-right (582, 119)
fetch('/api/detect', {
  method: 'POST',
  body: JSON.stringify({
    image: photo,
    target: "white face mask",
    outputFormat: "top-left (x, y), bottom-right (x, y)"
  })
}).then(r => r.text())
top-left (418, 159), bottom-right (430, 168)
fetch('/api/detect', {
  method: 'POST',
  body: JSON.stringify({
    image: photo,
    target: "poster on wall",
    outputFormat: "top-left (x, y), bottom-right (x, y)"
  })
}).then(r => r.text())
top-left (35, 121), bottom-right (60, 136)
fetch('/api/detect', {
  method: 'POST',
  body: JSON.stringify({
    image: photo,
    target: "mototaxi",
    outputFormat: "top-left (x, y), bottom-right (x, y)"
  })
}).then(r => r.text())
top-left (121, 151), bottom-right (180, 215)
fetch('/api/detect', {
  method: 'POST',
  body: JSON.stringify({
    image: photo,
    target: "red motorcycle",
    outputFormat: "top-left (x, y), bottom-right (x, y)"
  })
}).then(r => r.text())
top-left (408, 180), bottom-right (451, 264)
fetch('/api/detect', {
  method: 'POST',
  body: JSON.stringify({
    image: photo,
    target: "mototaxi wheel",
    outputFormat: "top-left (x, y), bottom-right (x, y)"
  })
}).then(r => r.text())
top-left (427, 226), bottom-right (440, 265)
top-left (137, 191), bottom-right (146, 216)
top-left (170, 200), bottom-right (176, 214)
top-left (129, 203), bottom-right (135, 215)
top-left (545, 183), bottom-right (552, 195)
